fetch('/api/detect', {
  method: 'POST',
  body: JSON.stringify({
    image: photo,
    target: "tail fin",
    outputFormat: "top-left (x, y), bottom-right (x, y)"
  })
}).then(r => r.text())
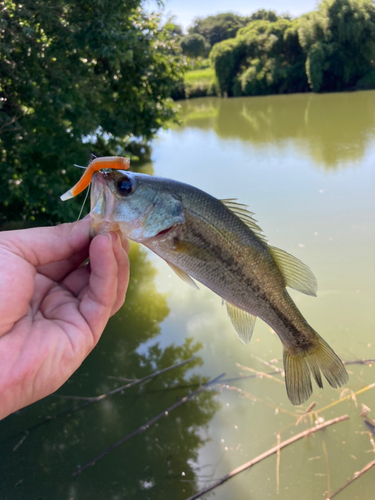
top-left (283, 333), bottom-right (349, 405)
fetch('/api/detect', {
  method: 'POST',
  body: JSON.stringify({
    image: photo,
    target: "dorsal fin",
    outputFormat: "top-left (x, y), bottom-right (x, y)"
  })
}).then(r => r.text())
top-left (220, 199), bottom-right (267, 243)
top-left (225, 301), bottom-right (257, 344)
top-left (165, 261), bottom-right (199, 290)
top-left (269, 246), bottom-right (318, 296)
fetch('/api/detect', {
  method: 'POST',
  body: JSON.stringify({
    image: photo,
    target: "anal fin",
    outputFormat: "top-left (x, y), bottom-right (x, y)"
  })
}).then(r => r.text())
top-left (225, 301), bottom-right (257, 344)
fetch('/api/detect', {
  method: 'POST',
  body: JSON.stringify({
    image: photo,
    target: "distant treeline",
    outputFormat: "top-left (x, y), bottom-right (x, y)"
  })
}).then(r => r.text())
top-left (177, 0), bottom-right (375, 97)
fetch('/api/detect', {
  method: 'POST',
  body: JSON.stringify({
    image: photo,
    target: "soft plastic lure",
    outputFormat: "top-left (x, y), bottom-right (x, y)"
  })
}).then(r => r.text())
top-left (60, 156), bottom-right (130, 201)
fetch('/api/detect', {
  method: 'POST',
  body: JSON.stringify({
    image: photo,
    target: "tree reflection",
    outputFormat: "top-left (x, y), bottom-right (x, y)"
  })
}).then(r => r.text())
top-left (179, 92), bottom-right (375, 169)
top-left (0, 244), bottom-right (220, 500)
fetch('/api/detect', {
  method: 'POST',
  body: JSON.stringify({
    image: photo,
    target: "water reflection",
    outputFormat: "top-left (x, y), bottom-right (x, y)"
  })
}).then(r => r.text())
top-left (0, 244), bottom-right (220, 500)
top-left (179, 91), bottom-right (375, 169)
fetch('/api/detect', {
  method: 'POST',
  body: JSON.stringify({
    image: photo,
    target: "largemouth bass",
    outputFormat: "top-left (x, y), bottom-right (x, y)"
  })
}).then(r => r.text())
top-left (88, 168), bottom-right (348, 405)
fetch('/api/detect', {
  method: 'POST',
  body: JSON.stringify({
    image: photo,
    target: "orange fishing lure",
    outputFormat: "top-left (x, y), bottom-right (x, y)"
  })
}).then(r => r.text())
top-left (60, 156), bottom-right (130, 201)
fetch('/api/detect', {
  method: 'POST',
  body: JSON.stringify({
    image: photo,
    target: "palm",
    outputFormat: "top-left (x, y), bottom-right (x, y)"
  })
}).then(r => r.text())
top-left (0, 219), bottom-right (129, 419)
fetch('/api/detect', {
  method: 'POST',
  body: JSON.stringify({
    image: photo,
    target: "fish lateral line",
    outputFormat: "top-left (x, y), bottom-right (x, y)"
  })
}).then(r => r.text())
top-left (61, 156), bottom-right (130, 201)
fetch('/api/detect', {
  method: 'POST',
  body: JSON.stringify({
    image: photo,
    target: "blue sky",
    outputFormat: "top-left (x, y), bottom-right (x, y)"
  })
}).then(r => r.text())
top-left (160, 0), bottom-right (319, 31)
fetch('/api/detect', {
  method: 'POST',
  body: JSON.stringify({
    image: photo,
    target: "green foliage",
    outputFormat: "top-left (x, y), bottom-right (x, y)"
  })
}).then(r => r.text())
top-left (246, 9), bottom-right (279, 22)
top-left (184, 67), bottom-right (216, 84)
top-left (356, 68), bottom-right (375, 89)
top-left (210, 0), bottom-right (375, 97)
top-left (188, 13), bottom-right (247, 46)
top-left (212, 19), bottom-right (309, 96)
top-left (0, 0), bottom-right (187, 225)
top-left (172, 68), bottom-right (218, 100)
top-left (210, 38), bottom-right (245, 95)
top-left (180, 33), bottom-right (211, 58)
top-left (298, 0), bottom-right (375, 91)
top-left (166, 20), bottom-right (184, 37)
top-left (183, 68), bottom-right (218, 98)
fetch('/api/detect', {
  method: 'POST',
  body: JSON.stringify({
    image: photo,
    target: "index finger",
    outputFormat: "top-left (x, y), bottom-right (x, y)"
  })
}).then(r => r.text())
top-left (0, 218), bottom-right (92, 268)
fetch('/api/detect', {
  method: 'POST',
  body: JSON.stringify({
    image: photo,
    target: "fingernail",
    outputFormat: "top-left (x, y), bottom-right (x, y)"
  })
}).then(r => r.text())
top-left (110, 232), bottom-right (120, 246)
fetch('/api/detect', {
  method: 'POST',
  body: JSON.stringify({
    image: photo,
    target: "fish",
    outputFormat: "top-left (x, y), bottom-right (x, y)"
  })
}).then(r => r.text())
top-left (62, 159), bottom-right (349, 405)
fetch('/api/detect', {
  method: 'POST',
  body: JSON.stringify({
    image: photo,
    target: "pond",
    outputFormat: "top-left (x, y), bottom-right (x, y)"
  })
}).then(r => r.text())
top-left (1, 91), bottom-right (375, 500)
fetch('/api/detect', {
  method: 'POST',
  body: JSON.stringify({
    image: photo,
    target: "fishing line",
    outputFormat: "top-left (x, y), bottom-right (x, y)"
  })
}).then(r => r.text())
top-left (77, 184), bottom-right (90, 221)
top-left (72, 163), bottom-right (90, 220)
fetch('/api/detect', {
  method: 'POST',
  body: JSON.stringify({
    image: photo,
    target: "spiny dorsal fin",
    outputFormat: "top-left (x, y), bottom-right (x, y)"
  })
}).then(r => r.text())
top-left (225, 301), bottom-right (257, 344)
top-left (269, 246), bottom-right (317, 297)
top-left (165, 261), bottom-right (199, 290)
top-left (220, 199), bottom-right (267, 243)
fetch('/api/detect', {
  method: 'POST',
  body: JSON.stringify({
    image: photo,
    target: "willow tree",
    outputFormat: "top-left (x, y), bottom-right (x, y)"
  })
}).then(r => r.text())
top-left (298, 0), bottom-right (375, 91)
top-left (0, 0), bottom-right (185, 225)
top-left (211, 19), bottom-right (308, 96)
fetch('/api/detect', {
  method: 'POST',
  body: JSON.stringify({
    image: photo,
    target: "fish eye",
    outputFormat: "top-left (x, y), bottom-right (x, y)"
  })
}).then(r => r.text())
top-left (115, 175), bottom-right (134, 196)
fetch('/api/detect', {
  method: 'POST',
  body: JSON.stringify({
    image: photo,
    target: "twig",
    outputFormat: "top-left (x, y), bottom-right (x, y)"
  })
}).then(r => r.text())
top-left (251, 354), bottom-right (285, 376)
top-left (220, 384), bottom-right (297, 418)
top-left (236, 363), bottom-right (285, 385)
top-left (317, 382), bottom-right (375, 414)
top-left (276, 434), bottom-right (281, 495)
top-left (185, 414), bottom-right (349, 500)
top-left (73, 373), bottom-right (225, 476)
top-left (107, 376), bottom-right (137, 382)
top-left (322, 439), bottom-right (331, 498)
top-left (296, 402), bottom-right (317, 426)
top-left (5, 357), bottom-right (197, 444)
top-left (343, 359), bottom-right (375, 366)
top-left (56, 356), bottom-right (196, 408)
top-left (12, 431), bottom-right (29, 452)
top-left (328, 460), bottom-right (375, 499)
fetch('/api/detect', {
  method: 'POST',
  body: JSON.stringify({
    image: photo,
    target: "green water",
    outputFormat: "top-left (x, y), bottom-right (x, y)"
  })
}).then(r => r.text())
top-left (1, 91), bottom-right (375, 500)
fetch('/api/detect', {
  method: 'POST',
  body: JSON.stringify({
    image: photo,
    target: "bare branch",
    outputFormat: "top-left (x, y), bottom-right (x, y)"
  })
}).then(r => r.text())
top-left (73, 372), bottom-right (225, 476)
top-left (328, 460), bottom-right (375, 499)
top-left (185, 415), bottom-right (349, 500)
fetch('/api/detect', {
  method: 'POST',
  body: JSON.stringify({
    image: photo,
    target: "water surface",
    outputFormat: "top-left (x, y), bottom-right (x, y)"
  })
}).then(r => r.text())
top-left (1, 91), bottom-right (375, 500)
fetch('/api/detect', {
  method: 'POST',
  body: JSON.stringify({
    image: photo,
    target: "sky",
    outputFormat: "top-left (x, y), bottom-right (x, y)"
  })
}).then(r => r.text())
top-left (159, 0), bottom-right (319, 31)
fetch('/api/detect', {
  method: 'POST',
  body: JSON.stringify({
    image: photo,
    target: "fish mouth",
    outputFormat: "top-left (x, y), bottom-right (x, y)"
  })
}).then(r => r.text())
top-left (155, 226), bottom-right (174, 237)
top-left (89, 171), bottom-right (119, 237)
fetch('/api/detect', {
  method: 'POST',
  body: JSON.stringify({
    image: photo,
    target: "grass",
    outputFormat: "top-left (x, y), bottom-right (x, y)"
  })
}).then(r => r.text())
top-left (181, 67), bottom-right (218, 99)
top-left (184, 67), bottom-right (216, 84)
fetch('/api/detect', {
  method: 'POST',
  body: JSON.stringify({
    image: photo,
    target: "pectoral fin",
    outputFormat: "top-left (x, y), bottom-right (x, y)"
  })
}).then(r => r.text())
top-left (225, 301), bottom-right (257, 344)
top-left (165, 261), bottom-right (199, 290)
top-left (269, 246), bottom-right (318, 297)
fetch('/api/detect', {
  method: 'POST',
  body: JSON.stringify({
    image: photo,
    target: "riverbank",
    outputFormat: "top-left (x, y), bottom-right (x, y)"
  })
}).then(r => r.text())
top-left (173, 67), bottom-right (219, 100)
top-left (174, 66), bottom-right (375, 101)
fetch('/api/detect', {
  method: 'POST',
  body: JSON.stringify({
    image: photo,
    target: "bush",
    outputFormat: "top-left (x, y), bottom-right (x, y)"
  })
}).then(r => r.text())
top-left (180, 34), bottom-right (211, 58)
top-left (356, 68), bottom-right (375, 90)
top-left (298, 0), bottom-right (375, 92)
top-left (188, 13), bottom-right (247, 46)
top-left (210, 38), bottom-right (245, 95)
top-left (211, 19), bottom-right (308, 96)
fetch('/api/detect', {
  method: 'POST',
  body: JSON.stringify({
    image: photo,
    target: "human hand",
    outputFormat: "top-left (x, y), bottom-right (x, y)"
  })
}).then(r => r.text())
top-left (0, 218), bottom-right (129, 420)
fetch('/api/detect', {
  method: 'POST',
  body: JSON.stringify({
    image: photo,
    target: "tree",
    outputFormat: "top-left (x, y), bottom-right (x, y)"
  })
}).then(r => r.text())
top-left (180, 33), bottom-right (211, 58)
top-left (188, 13), bottom-right (246, 46)
top-left (211, 19), bottom-right (308, 96)
top-left (298, 0), bottom-right (375, 91)
top-left (246, 9), bottom-right (279, 22)
top-left (0, 0), bottom-right (186, 225)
